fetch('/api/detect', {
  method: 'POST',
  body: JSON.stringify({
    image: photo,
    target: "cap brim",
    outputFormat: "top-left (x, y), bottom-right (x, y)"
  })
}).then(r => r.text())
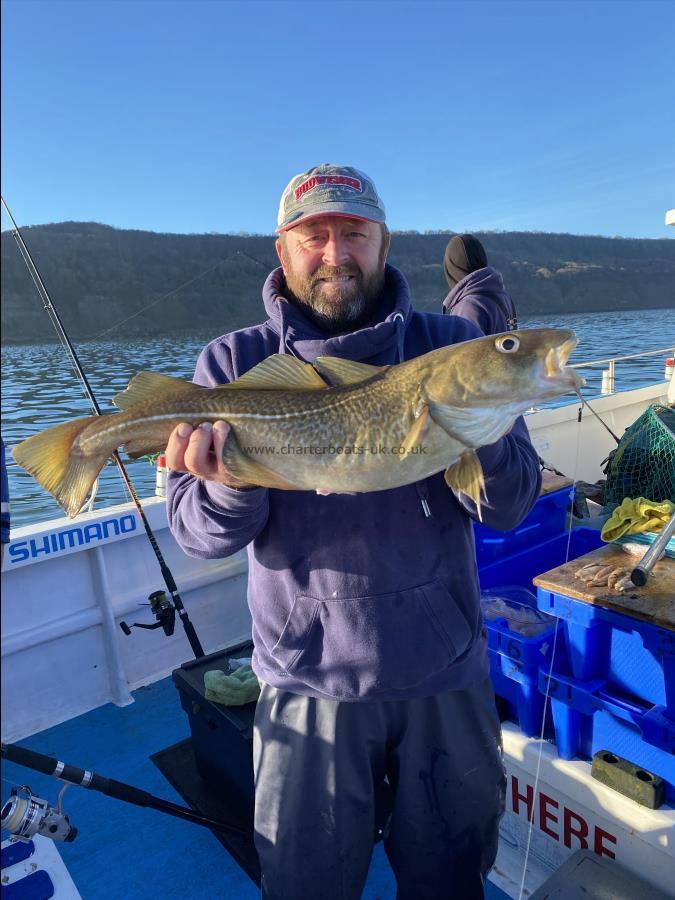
top-left (277, 203), bottom-right (386, 233)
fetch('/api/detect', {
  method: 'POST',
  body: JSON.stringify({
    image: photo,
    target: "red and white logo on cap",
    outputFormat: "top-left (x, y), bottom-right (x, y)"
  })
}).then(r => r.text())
top-left (295, 174), bottom-right (363, 201)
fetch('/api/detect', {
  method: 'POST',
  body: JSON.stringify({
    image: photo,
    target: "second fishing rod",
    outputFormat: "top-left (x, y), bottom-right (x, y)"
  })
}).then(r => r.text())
top-left (1, 196), bottom-right (204, 659)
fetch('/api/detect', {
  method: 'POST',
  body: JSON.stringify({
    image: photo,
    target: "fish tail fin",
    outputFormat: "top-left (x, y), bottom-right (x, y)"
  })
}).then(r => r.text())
top-left (13, 415), bottom-right (108, 518)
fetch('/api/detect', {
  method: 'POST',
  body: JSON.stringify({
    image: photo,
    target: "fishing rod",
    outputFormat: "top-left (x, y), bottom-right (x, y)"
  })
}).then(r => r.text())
top-left (1, 196), bottom-right (204, 659)
top-left (1, 742), bottom-right (247, 840)
top-left (575, 388), bottom-right (621, 444)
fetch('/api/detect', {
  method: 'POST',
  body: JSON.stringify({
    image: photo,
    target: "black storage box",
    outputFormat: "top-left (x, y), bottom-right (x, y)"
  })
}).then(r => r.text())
top-left (172, 641), bottom-right (256, 818)
top-left (173, 640), bottom-right (392, 841)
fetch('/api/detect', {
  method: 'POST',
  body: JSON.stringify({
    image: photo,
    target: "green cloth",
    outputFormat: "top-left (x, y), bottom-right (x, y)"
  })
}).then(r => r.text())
top-left (601, 497), bottom-right (675, 543)
top-left (204, 664), bottom-right (260, 706)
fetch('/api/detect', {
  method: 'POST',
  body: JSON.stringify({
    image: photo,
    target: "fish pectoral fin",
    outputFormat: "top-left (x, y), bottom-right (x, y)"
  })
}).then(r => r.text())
top-left (223, 355), bottom-right (328, 391)
top-left (112, 372), bottom-right (202, 410)
top-left (399, 405), bottom-right (429, 459)
top-left (221, 429), bottom-right (301, 491)
top-left (428, 402), bottom-right (515, 448)
top-left (313, 357), bottom-right (387, 386)
top-left (444, 451), bottom-right (486, 521)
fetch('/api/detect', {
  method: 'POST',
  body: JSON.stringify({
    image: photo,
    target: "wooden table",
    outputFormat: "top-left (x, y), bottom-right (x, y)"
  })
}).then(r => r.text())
top-left (534, 543), bottom-right (675, 631)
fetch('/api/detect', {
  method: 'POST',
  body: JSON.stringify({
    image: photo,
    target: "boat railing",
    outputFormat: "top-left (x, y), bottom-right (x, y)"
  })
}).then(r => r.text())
top-left (568, 346), bottom-right (674, 395)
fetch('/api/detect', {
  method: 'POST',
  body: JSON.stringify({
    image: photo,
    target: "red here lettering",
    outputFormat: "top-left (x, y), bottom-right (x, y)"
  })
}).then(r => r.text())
top-left (594, 827), bottom-right (617, 859)
top-left (509, 776), bottom-right (616, 862)
top-left (539, 793), bottom-right (559, 840)
top-left (563, 807), bottom-right (589, 849)
top-left (511, 775), bottom-right (534, 822)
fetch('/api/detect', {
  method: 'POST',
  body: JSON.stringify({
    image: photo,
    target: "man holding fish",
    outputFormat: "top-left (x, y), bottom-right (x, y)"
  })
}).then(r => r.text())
top-left (13, 164), bottom-right (582, 899)
top-left (164, 165), bottom-right (553, 900)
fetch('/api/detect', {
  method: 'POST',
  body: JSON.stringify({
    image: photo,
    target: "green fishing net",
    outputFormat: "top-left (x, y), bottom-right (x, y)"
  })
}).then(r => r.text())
top-left (603, 404), bottom-right (675, 510)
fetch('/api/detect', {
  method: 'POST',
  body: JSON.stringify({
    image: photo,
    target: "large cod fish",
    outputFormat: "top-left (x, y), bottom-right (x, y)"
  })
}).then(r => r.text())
top-left (13, 329), bottom-right (582, 519)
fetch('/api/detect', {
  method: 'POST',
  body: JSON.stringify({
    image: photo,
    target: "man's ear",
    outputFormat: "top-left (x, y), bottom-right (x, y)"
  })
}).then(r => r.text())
top-left (382, 230), bottom-right (391, 260)
top-left (275, 238), bottom-right (287, 271)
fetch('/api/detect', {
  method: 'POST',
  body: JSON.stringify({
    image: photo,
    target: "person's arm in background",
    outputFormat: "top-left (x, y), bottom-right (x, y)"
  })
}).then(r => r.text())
top-left (1, 438), bottom-right (10, 565)
top-left (448, 294), bottom-right (508, 336)
top-left (166, 342), bottom-right (270, 560)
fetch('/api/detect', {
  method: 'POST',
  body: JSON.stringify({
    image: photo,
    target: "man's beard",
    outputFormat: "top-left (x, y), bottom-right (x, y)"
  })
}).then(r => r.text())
top-left (283, 254), bottom-right (387, 336)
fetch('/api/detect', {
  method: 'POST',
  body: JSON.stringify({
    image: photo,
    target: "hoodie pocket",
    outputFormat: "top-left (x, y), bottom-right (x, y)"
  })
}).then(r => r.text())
top-left (270, 579), bottom-right (473, 699)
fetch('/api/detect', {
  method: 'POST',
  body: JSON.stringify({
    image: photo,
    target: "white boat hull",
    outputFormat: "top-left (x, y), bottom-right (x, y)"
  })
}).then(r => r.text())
top-left (527, 382), bottom-right (669, 483)
top-left (1, 499), bottom-right (251, 742)
top-left (492, 724), bottom-right (674, 897)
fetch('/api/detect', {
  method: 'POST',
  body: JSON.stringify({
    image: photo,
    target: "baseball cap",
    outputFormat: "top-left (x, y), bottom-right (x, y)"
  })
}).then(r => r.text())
top-left (277, 164), bottom-right (386, 233)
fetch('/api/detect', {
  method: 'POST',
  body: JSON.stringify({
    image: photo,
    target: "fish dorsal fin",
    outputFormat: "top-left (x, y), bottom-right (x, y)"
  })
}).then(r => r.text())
top-left (222, 355), bottom-right (328, 391)
top-left (113, 372), bottom-right (203, 410)
top-left (313, 357), bottom-right (386, 386)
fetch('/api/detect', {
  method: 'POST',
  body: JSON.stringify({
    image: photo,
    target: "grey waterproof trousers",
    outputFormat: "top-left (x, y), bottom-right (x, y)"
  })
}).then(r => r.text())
top-left (253, 678), bottom-right (506, 900)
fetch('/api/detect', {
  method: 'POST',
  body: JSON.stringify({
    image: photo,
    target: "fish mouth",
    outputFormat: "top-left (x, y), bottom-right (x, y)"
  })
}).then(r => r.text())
top-left (544, 338), bottom-right (584, 388)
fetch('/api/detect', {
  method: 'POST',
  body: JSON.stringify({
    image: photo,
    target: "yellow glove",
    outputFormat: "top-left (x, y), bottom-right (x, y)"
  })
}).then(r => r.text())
top-left (601, 497), bottom-right (675, 542)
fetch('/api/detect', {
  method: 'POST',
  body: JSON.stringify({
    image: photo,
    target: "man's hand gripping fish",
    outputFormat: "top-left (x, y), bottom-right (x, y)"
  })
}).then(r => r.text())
top-left (13, 328), bottom-right (582, 519)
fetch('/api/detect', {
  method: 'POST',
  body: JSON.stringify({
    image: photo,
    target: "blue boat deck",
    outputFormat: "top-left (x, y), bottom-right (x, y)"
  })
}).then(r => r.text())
top-left (1, 676), bottom-right (510, 899)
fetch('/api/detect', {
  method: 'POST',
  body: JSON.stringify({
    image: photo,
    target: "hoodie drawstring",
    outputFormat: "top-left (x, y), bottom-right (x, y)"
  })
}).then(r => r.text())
top-left (392, 311), bottom-right (405, 363)
top-left (276, 300), bottom-right (302, 359)
top-left (416, 478), bottom-right (432, 519)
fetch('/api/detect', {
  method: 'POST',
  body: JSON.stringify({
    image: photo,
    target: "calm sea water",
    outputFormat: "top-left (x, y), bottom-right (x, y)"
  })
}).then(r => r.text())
top-left (2, 308), bottom-right (674, 529)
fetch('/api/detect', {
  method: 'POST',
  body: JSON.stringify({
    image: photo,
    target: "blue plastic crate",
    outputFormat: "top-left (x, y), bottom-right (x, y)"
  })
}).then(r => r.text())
top-left (483, 587), bottom-right (559, 738)
top-left (474, 484), bottom-right (574, 566)
top-left (479, 527), bottom-right (605, 592)
top-left (539, 669), bottom-right (675, 803)
top-left (536, 587), bottom-right (675, 716)
top-left (482, 587), bottom-right (561, 666)
top-left (489, 649), bottom-right (554, 738)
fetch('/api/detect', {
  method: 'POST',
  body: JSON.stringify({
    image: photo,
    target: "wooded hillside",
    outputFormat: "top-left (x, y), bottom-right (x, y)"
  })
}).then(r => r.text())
top-left (2, 222), bottom-right (673, 343)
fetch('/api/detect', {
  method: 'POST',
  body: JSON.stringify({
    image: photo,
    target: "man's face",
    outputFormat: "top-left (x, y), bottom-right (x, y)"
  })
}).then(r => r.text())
top-left (276, 216), bottom-right (390, 335)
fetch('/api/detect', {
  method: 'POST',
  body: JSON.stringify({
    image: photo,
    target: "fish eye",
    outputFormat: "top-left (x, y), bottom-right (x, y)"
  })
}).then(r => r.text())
top-left (495, 336), bottom-right (520, 353)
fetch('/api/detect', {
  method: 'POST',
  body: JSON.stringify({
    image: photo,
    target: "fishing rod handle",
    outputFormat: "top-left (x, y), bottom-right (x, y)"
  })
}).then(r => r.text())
top-left (2, 742), bottom-right (100, 787)
top-left (2, 743), bottom-right (58, 776)
top-left (179, 611), bottom-right (206, 658)
top-left (1, 743), bottom-right (148, 800)
top-left (1, 742), bottom-right (246, 835)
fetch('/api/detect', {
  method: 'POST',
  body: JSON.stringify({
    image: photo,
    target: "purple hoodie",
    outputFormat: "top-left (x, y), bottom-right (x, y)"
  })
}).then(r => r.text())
top-left (167, 265), bottom-right (541, 701)
top-left (443, 266), bottom-right (518, 335)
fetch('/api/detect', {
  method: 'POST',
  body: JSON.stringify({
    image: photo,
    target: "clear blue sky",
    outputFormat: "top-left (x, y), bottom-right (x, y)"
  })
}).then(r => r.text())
top-left (2, 0), bottom-right (674, 238)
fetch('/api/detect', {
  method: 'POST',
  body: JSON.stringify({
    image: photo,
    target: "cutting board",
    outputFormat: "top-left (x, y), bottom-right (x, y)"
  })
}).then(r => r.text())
top-left (534, 543), bottom-right (674, 630)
